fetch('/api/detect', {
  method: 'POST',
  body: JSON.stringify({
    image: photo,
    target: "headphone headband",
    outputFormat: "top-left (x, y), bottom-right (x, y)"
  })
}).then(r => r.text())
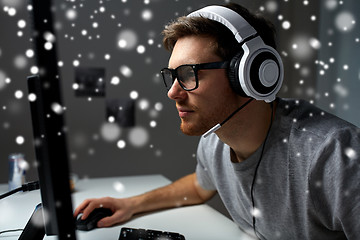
top-left (187, 6), bottom-right (257, 43)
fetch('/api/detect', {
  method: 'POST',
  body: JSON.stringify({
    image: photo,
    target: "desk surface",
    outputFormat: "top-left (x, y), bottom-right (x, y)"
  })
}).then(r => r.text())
top-left (0, 175), bottom-right (248, 240)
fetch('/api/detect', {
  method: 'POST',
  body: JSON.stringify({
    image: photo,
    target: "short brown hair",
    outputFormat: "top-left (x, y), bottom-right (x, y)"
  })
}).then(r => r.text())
top-left (162, 3), bottom-right (277, 61)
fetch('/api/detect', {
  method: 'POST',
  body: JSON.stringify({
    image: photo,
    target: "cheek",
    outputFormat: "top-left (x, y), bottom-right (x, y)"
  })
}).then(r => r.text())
top-left (198, 70), bottom-right (224, 90)
top-left (200, 75), bottom-right (238, 105)
top-left (194, 71), bottom-right (241, 119)
top-left (198, 84), bottom-right (239, 120)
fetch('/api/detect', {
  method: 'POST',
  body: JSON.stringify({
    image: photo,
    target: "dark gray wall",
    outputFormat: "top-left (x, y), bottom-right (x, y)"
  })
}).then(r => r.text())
top-left (1, 0), bottom-right (359, 217)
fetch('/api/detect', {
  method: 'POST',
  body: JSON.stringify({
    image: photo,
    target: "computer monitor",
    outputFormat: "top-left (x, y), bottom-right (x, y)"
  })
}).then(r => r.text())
top-left (22, 75), bottom-right (76, 240)
top-left (19, 0), bottom-right (77, 239)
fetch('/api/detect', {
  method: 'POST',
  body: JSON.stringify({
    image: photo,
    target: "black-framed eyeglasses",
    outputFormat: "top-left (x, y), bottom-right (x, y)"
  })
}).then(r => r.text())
top-left (160, 61), bottom-right (229, 91)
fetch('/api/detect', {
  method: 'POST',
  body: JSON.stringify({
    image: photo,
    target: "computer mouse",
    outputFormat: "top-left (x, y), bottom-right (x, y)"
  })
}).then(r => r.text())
top-left (76, 208), bottom-right (113, 231)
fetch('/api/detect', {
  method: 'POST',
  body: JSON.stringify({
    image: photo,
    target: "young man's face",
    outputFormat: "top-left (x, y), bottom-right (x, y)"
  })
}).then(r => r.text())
top-left (166, 35), bottom-right (242, 136)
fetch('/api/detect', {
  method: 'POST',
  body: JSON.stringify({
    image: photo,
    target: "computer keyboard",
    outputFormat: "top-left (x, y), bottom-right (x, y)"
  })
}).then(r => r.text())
top-left (119, 227), bottom-right (186, 240)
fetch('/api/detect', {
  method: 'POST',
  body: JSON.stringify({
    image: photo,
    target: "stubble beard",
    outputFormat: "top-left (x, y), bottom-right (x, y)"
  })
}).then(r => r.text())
top-left (178, 99), bottom-right (242, 137)
top-left (180, 119), bottom-right (207, 136)
top-left (179, 110), bottom-right (219, 136)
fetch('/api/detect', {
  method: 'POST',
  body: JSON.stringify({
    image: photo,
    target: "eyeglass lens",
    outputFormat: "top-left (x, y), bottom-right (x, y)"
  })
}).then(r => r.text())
top-left (162, 65), bottom-right (197, 91)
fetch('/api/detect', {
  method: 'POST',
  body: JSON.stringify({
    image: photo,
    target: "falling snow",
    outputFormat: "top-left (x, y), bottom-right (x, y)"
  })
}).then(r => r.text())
top-left (15, 136), bottom-right (25, 145)
top-left (0, 0), bottom-right (358, 191)
top-left (128, 126), bottom-right (149, 148)
top-left (251, 207), bottom-right (261, 218)
top-left (113, 181), bottom-right (126, 193)
top-left (100, 122), bottom-right (122, 142)
top-left (345, 147), bottom-right (357, 160)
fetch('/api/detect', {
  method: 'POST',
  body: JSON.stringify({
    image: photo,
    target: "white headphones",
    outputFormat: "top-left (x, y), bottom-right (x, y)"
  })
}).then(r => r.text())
top-left (187, 6), bottom-right (283, 102)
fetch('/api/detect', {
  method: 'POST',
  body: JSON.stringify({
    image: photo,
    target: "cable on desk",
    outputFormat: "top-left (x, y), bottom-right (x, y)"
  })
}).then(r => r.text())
top-left (0, 229), bottom-right (23, 235)
top-left (0, 181), bottom-right (40, 200)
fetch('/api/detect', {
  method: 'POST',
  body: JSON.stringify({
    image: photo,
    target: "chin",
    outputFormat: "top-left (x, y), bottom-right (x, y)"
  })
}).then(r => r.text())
top-left (180, 122), bottom-right (208, 136)
top-left (181, 129), bottom-right (202, 136)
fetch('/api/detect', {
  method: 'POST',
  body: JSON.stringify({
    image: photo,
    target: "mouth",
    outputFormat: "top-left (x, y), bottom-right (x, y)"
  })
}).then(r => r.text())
top-left (176, 106), bottom-right (195, 118)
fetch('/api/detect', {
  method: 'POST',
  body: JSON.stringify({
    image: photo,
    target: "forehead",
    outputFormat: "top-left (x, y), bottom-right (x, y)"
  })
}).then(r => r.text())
top-left (168, 35), bottom-right (221, 68)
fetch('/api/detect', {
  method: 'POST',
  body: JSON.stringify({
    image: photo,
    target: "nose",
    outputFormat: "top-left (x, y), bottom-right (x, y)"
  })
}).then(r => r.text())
top-left (167, 79), bottom-right (187, 101)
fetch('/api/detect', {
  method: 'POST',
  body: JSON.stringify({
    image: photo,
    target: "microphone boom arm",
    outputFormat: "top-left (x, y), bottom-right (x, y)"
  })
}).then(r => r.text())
top-left (203, 98), bottom-right (254, 138)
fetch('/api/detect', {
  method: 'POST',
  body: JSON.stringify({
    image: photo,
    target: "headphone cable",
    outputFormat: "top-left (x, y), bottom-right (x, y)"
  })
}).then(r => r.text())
top-left (250, 102), bottom-right (274, 239)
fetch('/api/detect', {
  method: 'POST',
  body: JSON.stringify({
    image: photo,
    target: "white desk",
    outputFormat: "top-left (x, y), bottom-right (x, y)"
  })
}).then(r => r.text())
top-left (0, 175), bottom-right (248, 240)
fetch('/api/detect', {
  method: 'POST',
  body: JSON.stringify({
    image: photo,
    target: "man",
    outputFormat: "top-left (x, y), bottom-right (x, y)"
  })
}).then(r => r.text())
top-left (74, 3), bottom-right (360, 239)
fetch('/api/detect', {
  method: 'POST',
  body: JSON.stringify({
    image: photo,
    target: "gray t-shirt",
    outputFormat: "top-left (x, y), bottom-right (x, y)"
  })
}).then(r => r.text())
top-left (196, 98), bottom-right (360, 239)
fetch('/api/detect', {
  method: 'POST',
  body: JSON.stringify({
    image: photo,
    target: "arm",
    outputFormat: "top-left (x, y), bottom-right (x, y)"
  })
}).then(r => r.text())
top-left (74, 173), bottom-right (216, 227)
top-left (131, 172), bottom-right (216, 213)
top-left (309, 127), bottom-right (360, 238)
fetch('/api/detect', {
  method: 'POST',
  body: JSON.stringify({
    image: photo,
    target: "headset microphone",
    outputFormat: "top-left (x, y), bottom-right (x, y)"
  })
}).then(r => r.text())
top-left (203, 98), bottom-right (253, 138)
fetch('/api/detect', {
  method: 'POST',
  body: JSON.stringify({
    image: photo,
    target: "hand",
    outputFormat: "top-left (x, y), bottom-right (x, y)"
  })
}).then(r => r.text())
top-left (74, 197), bottom-right (135, 228)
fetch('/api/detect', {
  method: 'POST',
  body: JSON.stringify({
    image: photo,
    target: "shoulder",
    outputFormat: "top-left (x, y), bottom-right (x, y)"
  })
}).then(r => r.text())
top-left (277, 98), bottom-right (359, 140)
top-left (277, 98), bottom-right (360, 178)
top-left (197, 133), bottom-right (226, 159)
top-left (277, 99), bottom-right (360, 232)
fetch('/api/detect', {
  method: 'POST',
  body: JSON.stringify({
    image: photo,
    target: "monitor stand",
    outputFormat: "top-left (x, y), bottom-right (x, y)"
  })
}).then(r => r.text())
top-left (19, 203), bottom-right (45, 240)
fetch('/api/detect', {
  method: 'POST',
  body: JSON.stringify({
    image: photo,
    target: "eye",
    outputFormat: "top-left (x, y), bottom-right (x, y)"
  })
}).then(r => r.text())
top-left (178, 66), bottom-right (195, 83)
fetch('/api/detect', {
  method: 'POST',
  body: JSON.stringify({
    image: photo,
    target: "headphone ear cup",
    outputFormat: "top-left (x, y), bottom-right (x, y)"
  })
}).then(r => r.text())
top-left (228, 43), bottom-right (283, 102)
top-left (228, 52), bottom-right (248, 97)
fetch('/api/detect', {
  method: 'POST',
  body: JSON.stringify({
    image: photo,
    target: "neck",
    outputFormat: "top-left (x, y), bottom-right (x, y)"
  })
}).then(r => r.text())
top-left (216, 100), bottom-right (276, 162)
